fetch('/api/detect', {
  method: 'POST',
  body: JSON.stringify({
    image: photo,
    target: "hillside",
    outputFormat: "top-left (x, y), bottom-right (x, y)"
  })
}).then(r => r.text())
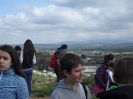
top-left (9, 39), bottom-right (133, 51)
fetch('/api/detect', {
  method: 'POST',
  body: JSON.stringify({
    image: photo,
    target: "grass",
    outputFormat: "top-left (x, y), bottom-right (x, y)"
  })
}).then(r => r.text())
top-left (32, 72), bottom-right (99, 99)
top-left (32, 86), bottom-right (54, 96)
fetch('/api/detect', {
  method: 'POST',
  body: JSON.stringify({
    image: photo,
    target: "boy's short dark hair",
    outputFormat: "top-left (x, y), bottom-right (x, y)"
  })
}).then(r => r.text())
top-left (114, 56), bottom-right (133, 84)
top-left (108, 62), bottom-right (115, 68)
top-left (15, 46), bottom-right (21, 51)
top-left (60, 53), bottom-right (84, 78)
top-left (61, 44), bottom-right (67, 49)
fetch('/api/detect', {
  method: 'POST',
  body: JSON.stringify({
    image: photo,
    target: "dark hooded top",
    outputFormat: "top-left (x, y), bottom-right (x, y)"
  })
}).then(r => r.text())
top-left (100, 85), bottom-right (133, 99)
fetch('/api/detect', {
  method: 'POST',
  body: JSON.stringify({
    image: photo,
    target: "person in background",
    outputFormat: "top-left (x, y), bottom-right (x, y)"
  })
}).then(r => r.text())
top-left (15, 45), bottom-right (21, 56)
top-left (100, 56), bottom-right (133, 99)
top-left (20, 39), bottom-right (37, 95)
top-left (56, 56), bottom-right (64, 83)
top-left (54, 44), bottom-right (67, 82)
top-left (0, 45), bottom-right (29, 99)
top-left (50, 53), bottom-right (92, 99)
top-left (106, 62), bottom-right (117, 90)
top-left (56, 44), bottom-right (67, 58)
top-left (94, 54), bottom-right (115, 97)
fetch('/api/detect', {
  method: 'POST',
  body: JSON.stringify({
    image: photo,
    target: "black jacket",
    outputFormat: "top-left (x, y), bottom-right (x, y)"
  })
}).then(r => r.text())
top-left (100, 85), bottom-right (133, 99)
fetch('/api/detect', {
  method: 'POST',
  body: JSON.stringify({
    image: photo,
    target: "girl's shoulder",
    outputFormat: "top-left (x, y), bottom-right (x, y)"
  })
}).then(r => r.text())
top-left (11, 74), bottom-right (26, 83)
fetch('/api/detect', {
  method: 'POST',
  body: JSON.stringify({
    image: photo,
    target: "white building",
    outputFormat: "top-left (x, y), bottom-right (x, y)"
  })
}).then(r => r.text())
top-left (84, 66), bottom-right (98, 73)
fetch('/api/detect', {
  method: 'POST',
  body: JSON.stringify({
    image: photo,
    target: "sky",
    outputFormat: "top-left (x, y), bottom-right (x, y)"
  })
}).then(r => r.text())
top-left (0, 0), bottom-right (133, 44)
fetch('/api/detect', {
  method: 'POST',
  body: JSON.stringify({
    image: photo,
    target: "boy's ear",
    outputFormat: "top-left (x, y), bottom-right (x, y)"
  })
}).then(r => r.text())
top-left (63, 70), bottom-right (68, 77)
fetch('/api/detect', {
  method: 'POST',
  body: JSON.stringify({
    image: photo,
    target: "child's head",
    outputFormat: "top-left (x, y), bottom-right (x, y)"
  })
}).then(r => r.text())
top-left (60, 53), bottom-right (84, 78)
top-left (57, 44), bottom-right (67, 50)
top-left (23, 39), bottom-right (37, 60)
top-left (0, 45), bottom-right (26, 79)
top-left (108, 62), bottom-right (115, 68)
top-left (15, 45), bottom-right (21, 51)
top-left (114, 56), bottom-right (133, 85)
top-left (108, 62), bottom-right (115, 72)
top-left (15, 45), bottom-right (21, 55)
top-left (24, 39), bottom-right (34, 48)
top-left (104, 54), bottom-right (115, 65)
top-left (56, 56), bottom-right (60, 66)
top-left (24, 39), bottom-right (35, 52)
top-left (61, 44), bottom-right (67, 49)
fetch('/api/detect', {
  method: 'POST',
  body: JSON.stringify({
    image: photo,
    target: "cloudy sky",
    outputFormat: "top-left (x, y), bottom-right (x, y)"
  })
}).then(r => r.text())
top-left (0, 0), bottom-right (133, 44)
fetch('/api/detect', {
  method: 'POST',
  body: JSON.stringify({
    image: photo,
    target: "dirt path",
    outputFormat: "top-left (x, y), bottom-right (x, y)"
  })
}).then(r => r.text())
top-left (30, 94), bottom-right (50, 99)
top-left (30, 96), bottom-right (49, 99)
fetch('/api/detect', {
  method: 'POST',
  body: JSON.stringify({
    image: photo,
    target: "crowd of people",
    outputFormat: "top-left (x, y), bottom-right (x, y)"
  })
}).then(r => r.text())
top-left (0, 39), bottom-right (37, 99)
top-left (0, 40), bottom-right (133, 99)
top-left (0, 45), bottom-right (29, 98)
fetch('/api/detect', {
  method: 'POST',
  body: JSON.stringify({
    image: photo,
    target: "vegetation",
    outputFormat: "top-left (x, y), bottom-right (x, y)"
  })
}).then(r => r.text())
top-left (31, 73), bottom-right (99, 99)
top-left (34, 49), bottom-right (133, 71)
top-left (83, 74), bottom-right (99, 99)
top-left (31, 49), bottom-right (133, 98)
top-left (32, 73), bottom-right (55, 97)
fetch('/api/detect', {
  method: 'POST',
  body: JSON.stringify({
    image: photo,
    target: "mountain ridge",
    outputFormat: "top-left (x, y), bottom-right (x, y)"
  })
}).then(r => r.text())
top-left (7, 39), bottom-right (133, 51)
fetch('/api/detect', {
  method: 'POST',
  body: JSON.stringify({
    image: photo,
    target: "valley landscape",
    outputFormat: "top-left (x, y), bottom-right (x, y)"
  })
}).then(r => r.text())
top-left (28, 40), bottom-right (133, 99)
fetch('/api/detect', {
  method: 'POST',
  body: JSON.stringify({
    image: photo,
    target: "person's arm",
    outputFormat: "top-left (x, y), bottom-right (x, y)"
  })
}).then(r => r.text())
top-left (17, 78), bottom-right (29, 99)
top-left (32, 53), bottom-right (36, 64)
top-left (19, 50), bottom-right (23, 63)
top-left (95, 66), bottom-right (107, 89)
top-left (108, 71), bottom-right (114, 82)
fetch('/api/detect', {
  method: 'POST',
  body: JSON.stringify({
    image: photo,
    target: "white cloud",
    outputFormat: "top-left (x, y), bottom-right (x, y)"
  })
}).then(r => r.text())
top-left (0, 0), bottom-right (133, 44)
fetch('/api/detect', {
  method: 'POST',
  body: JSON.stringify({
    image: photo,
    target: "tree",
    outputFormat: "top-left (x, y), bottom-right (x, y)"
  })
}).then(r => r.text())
top-left (81, 54), bottom-right (87, 59)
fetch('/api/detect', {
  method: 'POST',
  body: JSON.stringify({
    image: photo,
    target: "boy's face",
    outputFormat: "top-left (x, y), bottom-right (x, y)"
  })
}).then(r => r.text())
top-left (110, 58), bottom-right (116, 62)
top-left (65, 64), bottom-right (84, 83)
top-left (56, 59), bottom-right (60, 65)
top-left (16, 50), bottom-right (21, 55)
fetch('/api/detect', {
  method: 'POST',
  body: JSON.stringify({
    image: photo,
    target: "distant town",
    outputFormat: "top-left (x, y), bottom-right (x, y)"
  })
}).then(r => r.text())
top-left (10, 40), bottom-right (133, 74)
top-left (33, 42), bottom-right (133, 74)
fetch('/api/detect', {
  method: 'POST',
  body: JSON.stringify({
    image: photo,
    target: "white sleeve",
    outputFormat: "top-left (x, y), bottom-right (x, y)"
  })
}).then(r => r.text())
top-left (19, 50), bottom-right (23, 63)
top-left (106, 70), bottom-right (115, 90)
top-left (108, 71), bottom-right (114, 82)
top-left (32, 53), bottom-right (36, 64)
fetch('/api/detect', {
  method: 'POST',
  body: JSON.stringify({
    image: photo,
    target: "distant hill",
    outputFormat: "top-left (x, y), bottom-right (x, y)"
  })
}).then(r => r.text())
top-left (59, 39), bottom-right (133, 44)
top-left (33, 40), bottom-right (133, 51)
top-left (9, 39), bottom-right (133, 51)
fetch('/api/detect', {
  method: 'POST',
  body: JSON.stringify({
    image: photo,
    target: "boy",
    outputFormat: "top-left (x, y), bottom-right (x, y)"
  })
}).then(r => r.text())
top-left (15, 45), bottom-right (21, 56)
top-left (50, 53), bottom-right (92, 99)
top-left (100, 56), bottom-right (133, 99)
top-left (55, 56), bottom-right (64, 83)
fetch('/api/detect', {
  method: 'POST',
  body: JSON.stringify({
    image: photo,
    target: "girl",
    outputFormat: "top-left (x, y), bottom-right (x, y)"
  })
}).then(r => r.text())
top-left (20, 39), bottom-right (37, 95)
top-left (94, 54), bottom-right (115, 97)
top-left (0, 45), bottom-right (29, 99)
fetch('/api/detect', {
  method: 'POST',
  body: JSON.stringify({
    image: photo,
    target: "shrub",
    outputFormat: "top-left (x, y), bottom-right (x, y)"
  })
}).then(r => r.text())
top-left (82, 74), bottom-right (99, 99)
top-left (32, 85), bottom-right (54, 96)
top-left (31, 72), bottom-right (56, 97)
top-left (32, 72), bottom-right (99, 98)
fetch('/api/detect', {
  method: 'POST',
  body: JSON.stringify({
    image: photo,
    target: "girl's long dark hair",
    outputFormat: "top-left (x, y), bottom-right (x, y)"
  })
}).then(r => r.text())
top-left (0, 45), bottom-right (27, 80)
top-left (23, 39), bottom-right (37, 63)
top-left (104, 54), bottom-right (115, 66)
